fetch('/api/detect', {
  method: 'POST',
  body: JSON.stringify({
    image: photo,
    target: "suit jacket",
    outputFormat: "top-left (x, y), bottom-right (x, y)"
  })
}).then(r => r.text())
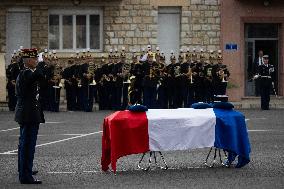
top-left (252, 57), bottom-right (263, 74)
top-left (15, 68), bottom-right (45, 124)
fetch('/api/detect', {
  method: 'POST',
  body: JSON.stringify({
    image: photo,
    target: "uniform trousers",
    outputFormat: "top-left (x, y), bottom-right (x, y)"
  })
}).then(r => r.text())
top-left (18, 124), bottom-right (39, 182)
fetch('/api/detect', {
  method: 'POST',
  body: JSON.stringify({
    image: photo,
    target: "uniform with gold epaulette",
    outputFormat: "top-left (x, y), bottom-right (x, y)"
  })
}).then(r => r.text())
top-left (142, 49), bottom-right (159, 108)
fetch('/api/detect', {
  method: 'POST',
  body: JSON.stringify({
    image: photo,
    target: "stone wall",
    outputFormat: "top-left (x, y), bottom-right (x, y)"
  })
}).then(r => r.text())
top-left (0, 6), bottom-right (6, 53)
top-left (104, 0), bottom-right (221, 53)
top-left (181, 0), bottom-right (221, 51)
top-left (31, 5), bottom-right (49, 50)
top-left (104, 0), bottom-right (157, 53)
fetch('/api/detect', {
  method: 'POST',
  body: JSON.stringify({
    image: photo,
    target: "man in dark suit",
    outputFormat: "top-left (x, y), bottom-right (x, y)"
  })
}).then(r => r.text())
top-left (15, 48), bottom-right (44, 184)
top-left (253, 50), bottom-right (264, 96)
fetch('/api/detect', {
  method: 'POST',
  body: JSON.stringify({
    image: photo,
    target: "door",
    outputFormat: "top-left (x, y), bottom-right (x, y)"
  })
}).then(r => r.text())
top-left (6, 7), bottom-right (31, 65)
top-left (244, 23), bottom-right (279, 96)
top-left (158, 7), bottom-right (181, 64)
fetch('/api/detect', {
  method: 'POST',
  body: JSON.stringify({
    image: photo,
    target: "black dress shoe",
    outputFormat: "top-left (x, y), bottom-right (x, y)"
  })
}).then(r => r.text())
top-left (32, 170), bottom-right (38, 175)
top-left (20, 179), bottom-right (42, 184)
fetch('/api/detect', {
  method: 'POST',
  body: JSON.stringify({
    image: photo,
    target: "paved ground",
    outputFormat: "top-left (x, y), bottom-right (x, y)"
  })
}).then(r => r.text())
top-left (0, 109), bottom-right (283, 189)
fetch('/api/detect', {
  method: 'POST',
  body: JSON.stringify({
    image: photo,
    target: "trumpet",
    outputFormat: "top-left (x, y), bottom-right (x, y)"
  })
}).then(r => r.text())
top-left (218, 69), bottom-right (228, 83)
top-left (186, 68), bottom-right (194, 84)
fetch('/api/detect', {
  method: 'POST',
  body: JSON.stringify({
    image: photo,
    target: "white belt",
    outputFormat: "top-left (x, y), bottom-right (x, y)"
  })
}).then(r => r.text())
top-left (261, 76), bottom-right (271, 78)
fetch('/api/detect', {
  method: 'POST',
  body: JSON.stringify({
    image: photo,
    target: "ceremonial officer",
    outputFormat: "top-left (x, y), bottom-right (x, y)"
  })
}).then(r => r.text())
top-left (255, 55), bottom-right (275, 110)
top-left (6, 55), bottom-right (21, 111)
top-left (15, 48), bottom-right (44, 184)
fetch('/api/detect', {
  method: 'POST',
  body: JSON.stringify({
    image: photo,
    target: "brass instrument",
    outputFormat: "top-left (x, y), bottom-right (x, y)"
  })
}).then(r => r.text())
top-left (174, 65), bottom-right (181, 77)
top-left (207, 67), bottom-right (212, 77)
top-left (88, 62), bottom-right (96, 85)
top-left (186, 68), bottom-right (194, 84)
top-left (52, 61), bottom-right (62, 87)
top-left (218, 69), bottom-right (228, 83)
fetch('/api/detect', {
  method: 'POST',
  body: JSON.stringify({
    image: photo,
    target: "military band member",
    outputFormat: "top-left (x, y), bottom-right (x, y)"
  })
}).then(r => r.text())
top-left (129, 52), bottom-right (143, 104)
top-left (179, 49), bottom-right (191, 107)
top-left (194, 49), bottom-right (206, 102)
top-left (203, 50), bottom-right (215, 103)
top-left (142, 52), bottom-right (159, 108)
top-left (37, 51), bottom-right (49, 111)
top-left (62, 59), bottom-right (77, 111)
top-left (156, 52), bottom-right (168, 108)
top-left (215, 51), bottom-right (230, 95)
top-left (15, 48), bottom-right (44, 184)
top-left (112, 48), bottom-right (125, 110)
top-left (254, 55), bottom-right (275, 110)
top-left (81, 60), bottom-right (95, 112)
top-left (6, 55), bottom-right (21, 111)
top-left (47, 56), bottom-right (62, 112)
top-left (166, 52), bottom-right (176, 108)
top-left (96, 55), bottom-right (106, 110)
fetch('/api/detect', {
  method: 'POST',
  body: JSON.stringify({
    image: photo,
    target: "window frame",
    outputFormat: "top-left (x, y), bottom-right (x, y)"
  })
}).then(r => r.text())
top-left (48, 7), bottom-right (103, 52)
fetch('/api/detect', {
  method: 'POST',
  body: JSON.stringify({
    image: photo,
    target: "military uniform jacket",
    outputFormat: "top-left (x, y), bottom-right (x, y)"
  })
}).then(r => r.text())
top-left (6, 63), bottom-right (20, 89)
top-left (257, 64), bottom-right (275, 84)
top-left (15, 68), bottom-right (45, 124)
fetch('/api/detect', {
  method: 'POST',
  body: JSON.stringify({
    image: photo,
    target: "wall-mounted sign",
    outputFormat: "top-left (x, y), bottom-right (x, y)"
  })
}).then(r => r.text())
top-left (225, 43), bottom-right (238, 51)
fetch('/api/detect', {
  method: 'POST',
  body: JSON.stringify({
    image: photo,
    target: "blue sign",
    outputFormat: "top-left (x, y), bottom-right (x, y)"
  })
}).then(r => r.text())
top-left (225, 43), bottom-right (238, 51)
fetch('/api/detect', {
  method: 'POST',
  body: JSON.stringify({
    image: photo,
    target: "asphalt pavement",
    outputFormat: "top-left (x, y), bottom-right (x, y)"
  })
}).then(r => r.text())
top-left (0, 109), bottom-right (283, 189)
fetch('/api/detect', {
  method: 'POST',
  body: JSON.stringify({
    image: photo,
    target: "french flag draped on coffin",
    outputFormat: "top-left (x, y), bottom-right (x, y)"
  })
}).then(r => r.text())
top-left (101, 108), bottom-right (251, 173)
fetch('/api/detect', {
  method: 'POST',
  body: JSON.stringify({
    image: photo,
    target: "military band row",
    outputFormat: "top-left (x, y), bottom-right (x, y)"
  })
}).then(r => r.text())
top-left (6, 46), bottom-right (230, 112)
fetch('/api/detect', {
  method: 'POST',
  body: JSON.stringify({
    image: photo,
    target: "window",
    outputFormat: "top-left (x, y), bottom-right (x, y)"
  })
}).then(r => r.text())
top-left (48, 8), bottom-right (103, 51)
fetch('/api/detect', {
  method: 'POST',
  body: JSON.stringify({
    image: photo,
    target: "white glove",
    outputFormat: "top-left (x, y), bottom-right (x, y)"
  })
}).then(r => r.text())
top-left (253, 75), bottom-right (260, 80)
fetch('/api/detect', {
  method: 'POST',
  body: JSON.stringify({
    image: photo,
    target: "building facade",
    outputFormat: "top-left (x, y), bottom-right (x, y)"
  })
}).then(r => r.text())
top-left (0, 0), bottom-right (283, 103)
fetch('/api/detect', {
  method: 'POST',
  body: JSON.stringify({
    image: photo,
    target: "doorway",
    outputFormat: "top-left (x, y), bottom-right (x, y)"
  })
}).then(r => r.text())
top-left (158, 7), bottom-right (181, 64)
top-left (6, 7), bottom-right (31, 65)
top-left (245, 23), bottom-right (279, 96)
